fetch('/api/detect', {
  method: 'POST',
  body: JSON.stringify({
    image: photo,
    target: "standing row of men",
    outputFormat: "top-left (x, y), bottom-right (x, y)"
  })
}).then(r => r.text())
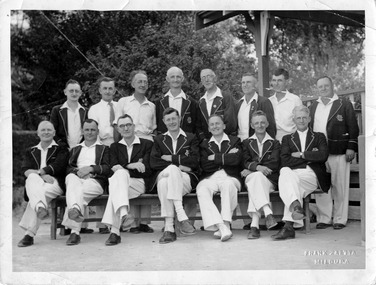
top-left (17, 67), bottom-right (359, 247)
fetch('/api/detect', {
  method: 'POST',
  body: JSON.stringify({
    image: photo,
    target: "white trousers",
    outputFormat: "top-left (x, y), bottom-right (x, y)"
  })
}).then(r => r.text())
top-left (245, 171), bottom-right (275, 214)
top-left (19, 173), bottom-right (63, 234)
top-left (62, 173), bottom-right (103, 232)
top-left (315, 154), bottom-right (349, 224)
top-left (101, 169), bottom-right (145, 229)
top-left (157, 165), bottom-right (191, 218)
top-left (278, 166), bottom-right (318, 227)
top-left (197, 170), bottom-right (240, 231)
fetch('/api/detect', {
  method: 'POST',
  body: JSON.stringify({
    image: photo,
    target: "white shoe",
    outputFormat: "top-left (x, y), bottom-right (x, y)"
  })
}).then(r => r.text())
top-left (213, 230), bottom-right (221, 239)
top-left (219, 224), bottom-right (233, 242)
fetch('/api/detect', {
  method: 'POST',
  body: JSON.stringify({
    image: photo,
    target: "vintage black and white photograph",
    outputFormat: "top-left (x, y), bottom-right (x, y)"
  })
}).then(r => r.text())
top-left (1, 0), bottom-right (375, 284)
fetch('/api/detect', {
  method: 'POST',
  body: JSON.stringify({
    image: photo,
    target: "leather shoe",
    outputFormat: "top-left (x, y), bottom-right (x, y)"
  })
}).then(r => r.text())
top-left (99, 227), bottom-right (110, 234)
top-left (316, 223), bottom-right (332, 229)
top-left (179, 220), bottom-right (196, 235)
top-left (333, 223), bottom-right (346, 230)
top-left (18, 235), bottom-right (34, 247)
top-left (247, 227), bottom-right (260, 239)
top-left (265, 214), bottom-right (278, 229)
top-left (80, 228), bottom-right (94, 234)
top-left (105, 233), bottom-right (121, 246)
top-left (130, 224), bottom-right (154, 234)
top-left (272, 227), bottom-right (295, 240)
top-left (68, 208), bottom-right (84, 223)
top-left (243, 222), bottom-right (252, 230)
top-left (159, 231), bottom-right (177, 244)
top-left (37, 207), bottom-right (49, 220)
top-left (66, 233), bottom-right (81, 245)
top-left (291, 205), bottom-right (305, 220)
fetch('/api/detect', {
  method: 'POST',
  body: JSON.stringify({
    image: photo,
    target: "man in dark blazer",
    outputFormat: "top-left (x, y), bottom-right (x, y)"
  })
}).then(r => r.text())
top-left (309, 76), bottom-right (359, 230)
top-left (101, 114), bottom-right (154, 246)
top-left (241, 111), bottom-right (280, 239)
top-left (235, 73), bottom-right (276, 140)
top-left (197, 68), bottom-right (237, 141)
top-left (50, 79), bottom-right (88, 148)
top-left (273, 105), bottom-right (330, 240)
top-left (150, 107), bottom-right (200, 244)
top-left (155, 66), bottom-right (201, 136)
top-left (196, 114), bottom-right (242, 242)
top-left (62, 119), bottom-right (110, 245)
top-left (18, 121), bottom-right (69, 247)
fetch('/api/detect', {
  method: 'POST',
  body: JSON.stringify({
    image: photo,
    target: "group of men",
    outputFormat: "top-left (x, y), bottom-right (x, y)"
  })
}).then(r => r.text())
top-left (17, 67), bottom-right (359, 247)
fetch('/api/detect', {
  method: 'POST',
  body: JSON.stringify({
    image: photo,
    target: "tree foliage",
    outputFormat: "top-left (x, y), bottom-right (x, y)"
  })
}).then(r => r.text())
top-left (11, 11), bottom-right (364, 130)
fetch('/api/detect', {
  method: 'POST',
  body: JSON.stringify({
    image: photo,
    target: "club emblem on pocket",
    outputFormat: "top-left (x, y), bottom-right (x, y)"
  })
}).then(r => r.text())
top-left (336, 114), bottom-right (343, 121)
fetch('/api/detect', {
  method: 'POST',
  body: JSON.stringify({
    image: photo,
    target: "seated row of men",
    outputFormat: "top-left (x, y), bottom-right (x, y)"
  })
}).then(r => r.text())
top-left (18, 105), bottom-right (331, 247)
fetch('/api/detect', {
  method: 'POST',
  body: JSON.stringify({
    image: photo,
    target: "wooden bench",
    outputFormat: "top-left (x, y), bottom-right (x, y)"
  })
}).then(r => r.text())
top-left (50, 190), bottom-right (323, 239)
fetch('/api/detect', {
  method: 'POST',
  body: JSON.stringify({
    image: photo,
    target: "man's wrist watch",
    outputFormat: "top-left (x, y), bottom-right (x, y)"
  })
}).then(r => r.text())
top-left (300, 152), bottom-right (303, 158)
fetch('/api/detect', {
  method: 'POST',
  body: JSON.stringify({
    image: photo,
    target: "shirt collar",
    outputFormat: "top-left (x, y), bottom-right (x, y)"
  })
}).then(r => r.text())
top-left (100, 99), bottom-right (115, 105)
top-left (317, 94), bottom-right (339, 104)
top-left (209, 133), bottom-right (230, 144)
top-left (35, 140), bottom-right (58, 150)
top-left (250, 132), bottom-right (273, 144)
top-left (164, 129), bottom-right (187, 140)
top-left (240, 92), bottom-right (258, 104)
top-left (297, 128), bottom-right (309, 136)
top-left (201, 87), bottom-right (222, 102)
top-left (119, 135), bottom-right (141, 147)
top-left (165, 90), bottom-right (187, 100)
top-left (61, 101), bottom-right (84, 110)
top-left (130, 94), bottom-right (152, 106)
top-left (79, 138), bottom-right (102, 148)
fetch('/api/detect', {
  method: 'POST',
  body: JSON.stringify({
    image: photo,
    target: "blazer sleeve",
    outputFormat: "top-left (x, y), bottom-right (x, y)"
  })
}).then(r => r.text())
top-left (261, 100), bottom-right (277, 139)
top-left (345, 100), bottom-right (359, 152)
top-left (109, 143), bottom-right (120, 168)
top-left (42, 145), bottom-right (69, 176)
top-left (50, 106), bottom-right (65, 146)
top-left (91, 146), bottom-right (111, 177)
top-left (66, 148), bottom-right (79, 175)
top-left (223, 93), bottom-right (237, 136)
top-left (21, 148), bottom-right (37, 174)
top-left (200, 140), bottom-right (218, 173)
top-left (128, 140), bottom-right (154, 179)
top-left (280, 135), bottom-right (302, 168)
top-left (213, 137), bottom-right (242, 166)
top-left (150, 139), bottom-right (171, 170)
top-left (303, 133), bottom-right (329, 163)
top-left (171, 135), bottom-right (200, 170)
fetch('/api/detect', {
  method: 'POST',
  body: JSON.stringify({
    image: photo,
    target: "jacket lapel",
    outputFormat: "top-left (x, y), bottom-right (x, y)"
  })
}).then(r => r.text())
top-left (291, 132), bottom-right (302, 152)
top-left (162, 135), bottom-right (174, 154)
top-left (30, 148), bottom-right (41, 169)
top-left (46, 146), bottom-right (57, 163)
top-left (260, 140), bottom-right (273, 161)
top-left (119, 144), bottom-right (129, 164)
top-left (79, 108), bottom-right (87, 126)
top-left (175, 135), bottom-right (188, 154)
top-left (130, 143), bottom-right (141, 162)
top-left (160, 96), bottom-right (169, 111)
top-left (59, 108), bottom-right (68, 137)
top-left (180, 98), bottom-right (191, 125)
top-left (328, 99), bottom-right (342, 122)
top-left (221, 140), bottom-right (231, 154)
top-left (208, 141), bottom-right (218, 154)
top-left (211, 96), bottom-right (223, 116)
top-left (199, 99), bottom-right (209, 123)
top-left (249, 139), bottom-right (259, 157)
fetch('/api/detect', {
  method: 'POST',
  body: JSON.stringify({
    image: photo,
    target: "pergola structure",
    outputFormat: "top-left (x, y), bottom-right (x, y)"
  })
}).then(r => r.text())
top-left (195, 10), bottom-right (365, 97)
top-left (195, 10), bottom-right (366, 242)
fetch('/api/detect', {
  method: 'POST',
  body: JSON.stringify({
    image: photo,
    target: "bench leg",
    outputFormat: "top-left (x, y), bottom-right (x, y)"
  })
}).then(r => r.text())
top-left (50, 203), bottom-right (57, 240)
top-left (304, 195), bottom-right (311, 234)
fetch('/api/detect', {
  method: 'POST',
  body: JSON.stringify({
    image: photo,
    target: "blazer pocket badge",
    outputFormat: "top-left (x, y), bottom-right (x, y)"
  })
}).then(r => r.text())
top-left (185, 150), bottom-right (190, 156)
top-left (336, 114), bottom-right (343, 121)
top-left (312, 147), bottom-right (319, 151)
top-left (187, 117), bottom-right (192, 124)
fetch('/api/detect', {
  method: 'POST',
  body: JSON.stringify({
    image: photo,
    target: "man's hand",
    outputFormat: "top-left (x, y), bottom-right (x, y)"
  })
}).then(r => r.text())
top-left (345, 149), bottom-right (355, 162)
top-left (161, 155), bottom-right (172, 162)
top-left (111, 164), bottom-right (124, 172)
top-left (229, 148), bottom-right (239, 154)
top-left (291, 152), bottom-right (302, 158)
top-left (256, 165), bottom-right (272, 176)
top-left (77, 166), bottom-right (93, 178)
top-left (41, 174), bottom-right (54, 184)
top-left (179, 165), bottom-right (192, 172)
top-left (24, 169), bottom-right (39, 177)
top-left (241, 169), bottom-right (252, 178)
top-left (208, 154), bottom-right (215, 161)
top-left (127, 162), bottom-right (146, 173)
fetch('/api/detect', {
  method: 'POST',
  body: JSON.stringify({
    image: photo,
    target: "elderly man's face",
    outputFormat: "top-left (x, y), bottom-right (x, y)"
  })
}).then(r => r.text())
top-left (132, 73), bottom-right (148, 95)
top-left (37, 121), bottom-right (55, 143)
top-left (241, 75), bottom-right (258, 95)
top-left (200, 69), bottom-right (216, 91)
top-left (251, 115), bottom-right (269, 135)
top-left (117, 117), bottom-right (135, 139)
top-left (293, 110), bottom-right (311, 132)
top-left (317, 77), bottom-right (334, 98)
top-left (166, 69), bottom-right (184, 89)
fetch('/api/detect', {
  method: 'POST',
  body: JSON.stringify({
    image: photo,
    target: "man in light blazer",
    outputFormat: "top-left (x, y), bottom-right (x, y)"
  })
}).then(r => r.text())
top-left (150, 107), bottom-right (200, 244)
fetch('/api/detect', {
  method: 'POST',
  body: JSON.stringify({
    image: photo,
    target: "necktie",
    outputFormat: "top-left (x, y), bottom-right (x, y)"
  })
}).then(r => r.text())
top-left (109, 102), bottom-right (115, 125)
top-left (250, 99), bottom-right (257, 113)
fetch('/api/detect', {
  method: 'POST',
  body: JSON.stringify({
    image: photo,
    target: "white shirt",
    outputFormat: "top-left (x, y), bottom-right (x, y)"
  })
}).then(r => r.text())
top-left (313, 94), bottom-right (339, 139)
top-left (165, 129), bottom-right (187, 154)
top-left (77, 139), bottom-right (102, 168)
top-left (209, 133), bottom-right (230, 152)
top-left (165, 90), bottom-right (187, 114)
top-left (61, 102), bottom-right (85, 148)
top-left (268, 91), bottom-right (302, 142)
top-left (35, 140), bottom-right (58, 169)
top-left (119, 136), bottom-right (141, 163)
top-left (249, 132), bottom-right (273, 158)
top-left (237, 93), bottom-right (258, 141)
top-left (88, 99), bottom-right (118, 145)
top-left (115, 95), bottom-right (156, 141)
top-left (201, 87), bottom-right (223, 116)
top-left (297, 128), bottom-right (308, 152)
